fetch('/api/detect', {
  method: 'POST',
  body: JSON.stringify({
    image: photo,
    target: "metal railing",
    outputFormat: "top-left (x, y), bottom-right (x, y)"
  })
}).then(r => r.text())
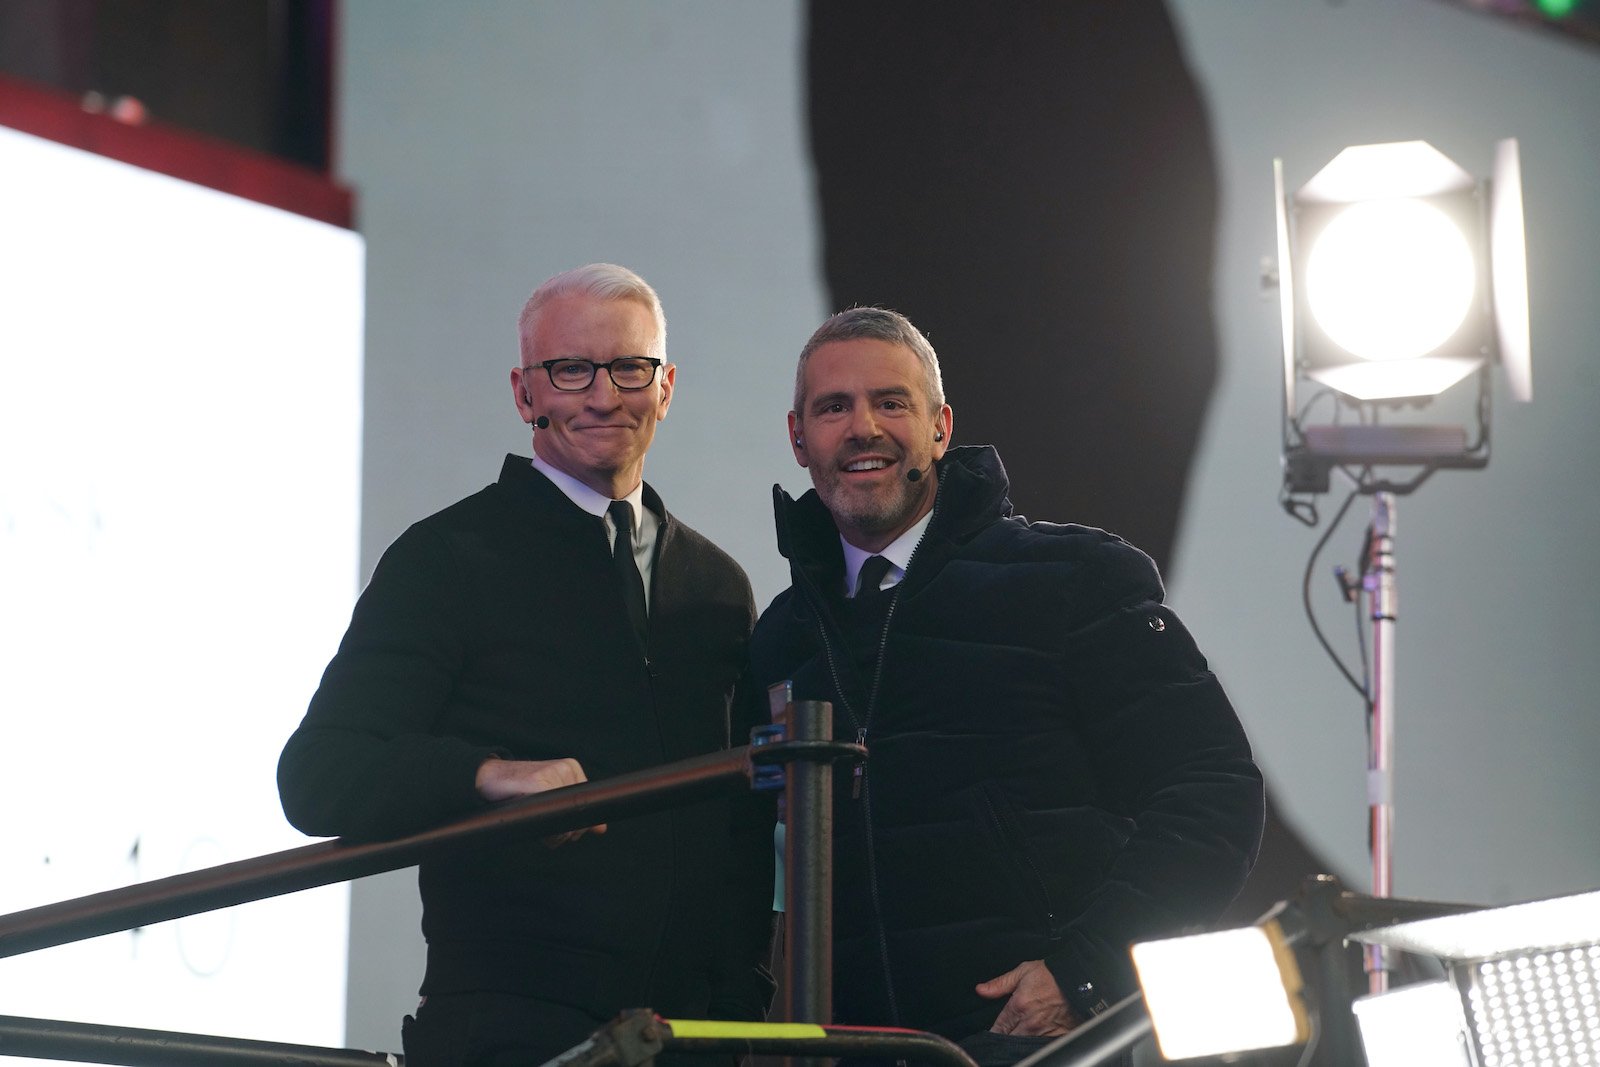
top-left (0, 703), bottom-right (1148, 1067)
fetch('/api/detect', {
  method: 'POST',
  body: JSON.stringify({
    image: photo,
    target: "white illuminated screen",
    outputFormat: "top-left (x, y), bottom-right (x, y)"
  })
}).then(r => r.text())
top-left (0, 127), bottom-right (363, 1057)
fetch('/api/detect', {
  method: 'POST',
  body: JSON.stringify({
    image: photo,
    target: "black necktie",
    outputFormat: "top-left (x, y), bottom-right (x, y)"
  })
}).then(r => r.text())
top-left (855, 554), bottom-right (893, 599)
top-left (608, 500), bottom-right (649, 648)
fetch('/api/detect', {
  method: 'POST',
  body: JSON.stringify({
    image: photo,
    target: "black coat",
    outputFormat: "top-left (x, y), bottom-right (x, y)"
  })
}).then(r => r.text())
top-left (278, 455), bottom-right (775, 1023)
top-left (750, 445), bottom-right (1262, 1038)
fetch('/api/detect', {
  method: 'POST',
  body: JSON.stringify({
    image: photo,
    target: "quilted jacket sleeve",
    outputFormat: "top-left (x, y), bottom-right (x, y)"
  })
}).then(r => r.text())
top-left (1042, 541), bottom-right (1264, 1007)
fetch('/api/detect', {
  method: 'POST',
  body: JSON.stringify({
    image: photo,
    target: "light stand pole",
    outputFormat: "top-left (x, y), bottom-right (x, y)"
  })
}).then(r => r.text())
top-left (1275, 138), bottom-right (1531, 996)
top-left (1363, 490), bottom-right (1398, 994)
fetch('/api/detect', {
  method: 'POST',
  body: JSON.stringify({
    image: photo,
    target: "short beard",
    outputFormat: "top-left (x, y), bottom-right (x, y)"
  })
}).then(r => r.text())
top-left (815, 467), bottom-right (925, 540)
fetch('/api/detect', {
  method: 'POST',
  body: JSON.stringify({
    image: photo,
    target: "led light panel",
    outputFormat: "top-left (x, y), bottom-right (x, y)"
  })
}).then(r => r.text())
top-left (1464, 946), bottom-right (1600, 1067)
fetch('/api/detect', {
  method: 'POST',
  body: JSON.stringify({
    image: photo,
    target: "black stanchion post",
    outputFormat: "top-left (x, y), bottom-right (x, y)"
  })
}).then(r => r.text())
top-left (784, 698), bottom-right (834, 1067)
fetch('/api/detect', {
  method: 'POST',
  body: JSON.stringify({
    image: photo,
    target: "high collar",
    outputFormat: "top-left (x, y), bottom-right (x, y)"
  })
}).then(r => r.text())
top-left (772, 445), bottom-right (1015, 578)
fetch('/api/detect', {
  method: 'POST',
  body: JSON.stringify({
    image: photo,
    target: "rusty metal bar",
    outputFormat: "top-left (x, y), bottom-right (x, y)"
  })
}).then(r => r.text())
top-left (665, 1026), bottom-right (978, 1067)
top-left (0, 1014), bottom-right (400, 1067)
top-left (0, 745), bottom-right (754, 960)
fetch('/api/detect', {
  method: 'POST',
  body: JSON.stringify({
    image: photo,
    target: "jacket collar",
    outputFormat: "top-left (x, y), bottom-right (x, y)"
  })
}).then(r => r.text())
top-left (772, 445), bottom-right (1015, 581)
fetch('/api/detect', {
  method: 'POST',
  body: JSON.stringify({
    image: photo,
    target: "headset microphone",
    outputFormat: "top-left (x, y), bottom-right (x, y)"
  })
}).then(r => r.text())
top-left (521, 391), bottom-right (550, 430)
top-left (908, 429), bottom-right (946, 481)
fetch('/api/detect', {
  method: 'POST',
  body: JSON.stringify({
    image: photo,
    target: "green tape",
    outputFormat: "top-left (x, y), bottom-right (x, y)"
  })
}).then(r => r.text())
top-left (665, 1020), bottom-right (829, 1040)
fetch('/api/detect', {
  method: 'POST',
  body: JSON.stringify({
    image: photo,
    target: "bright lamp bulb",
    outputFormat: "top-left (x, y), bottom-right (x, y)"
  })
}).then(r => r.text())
top-left (1306, 198), bottom-right (1476, 362)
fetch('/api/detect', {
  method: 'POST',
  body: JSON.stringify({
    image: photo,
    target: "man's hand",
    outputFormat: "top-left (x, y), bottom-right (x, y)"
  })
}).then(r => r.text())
top-left (975, 959), bottom-right (1081, 1036)
top-left (475, 756), bottom-right (608, 847)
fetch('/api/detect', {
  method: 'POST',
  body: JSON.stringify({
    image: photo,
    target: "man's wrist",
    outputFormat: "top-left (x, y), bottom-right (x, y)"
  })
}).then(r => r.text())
top-left (1065, 979), bottom-right (1111, 1021)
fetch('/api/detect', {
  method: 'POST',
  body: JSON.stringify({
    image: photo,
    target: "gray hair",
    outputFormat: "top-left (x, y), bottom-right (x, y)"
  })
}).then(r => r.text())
top-left (518, 263), bottom-right (667, 361)
top-left (793, 306), bottom-right (945, 413)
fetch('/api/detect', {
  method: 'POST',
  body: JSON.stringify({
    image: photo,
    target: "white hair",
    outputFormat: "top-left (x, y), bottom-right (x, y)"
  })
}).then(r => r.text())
top-left (518, 263), bottom-right (667, 361)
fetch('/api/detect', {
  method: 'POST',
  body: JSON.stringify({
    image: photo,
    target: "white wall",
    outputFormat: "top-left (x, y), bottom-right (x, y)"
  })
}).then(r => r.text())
top-left (334, 0), bottom-right (1600, 1049)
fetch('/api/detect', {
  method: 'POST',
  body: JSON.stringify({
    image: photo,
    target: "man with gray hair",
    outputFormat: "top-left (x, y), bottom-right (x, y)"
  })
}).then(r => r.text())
top-left (750, 306), bottom-right (1263, 1064)
top-left (279, 264), bottom-right (775, 1067)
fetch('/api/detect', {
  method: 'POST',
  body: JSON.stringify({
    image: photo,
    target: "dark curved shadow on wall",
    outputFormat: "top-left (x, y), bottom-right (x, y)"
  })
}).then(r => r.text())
top-left (807, 0), bottom-right (1340, 924)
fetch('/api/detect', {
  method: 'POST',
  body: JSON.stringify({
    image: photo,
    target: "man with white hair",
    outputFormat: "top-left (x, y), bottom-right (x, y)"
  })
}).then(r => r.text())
top-left (279, 264), bottom-right (774, 1067)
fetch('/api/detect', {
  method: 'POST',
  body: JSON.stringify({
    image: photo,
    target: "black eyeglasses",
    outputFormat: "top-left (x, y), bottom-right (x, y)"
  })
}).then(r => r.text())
top-left (526, 357), bottom-right (663, 392)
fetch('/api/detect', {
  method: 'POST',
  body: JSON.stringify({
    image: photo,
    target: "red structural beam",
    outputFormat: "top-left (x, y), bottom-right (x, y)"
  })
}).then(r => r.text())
top-left (0, 72), bottom-right (354, 229)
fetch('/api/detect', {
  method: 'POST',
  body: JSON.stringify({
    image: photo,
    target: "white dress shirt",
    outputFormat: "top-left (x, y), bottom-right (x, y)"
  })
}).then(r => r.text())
top-left (531, 454), bottom-right (659, 610)
top-left (840, 508), bottom-right (934, 599)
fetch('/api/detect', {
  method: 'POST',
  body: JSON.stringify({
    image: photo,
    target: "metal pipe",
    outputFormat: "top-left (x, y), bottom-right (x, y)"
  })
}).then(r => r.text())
top-left (1011, 994), bottom-right (1150, 1067)
top-left (665, 1027), bottom-right (977, 1067)
top-left (1364, 490), bottom-right (1398, 994)
top-left (540, 1011), bottom-right (980, 1067)
top-left (0, 1014), bottom-right (400, 1067)
top-left (0, 746), bottom-right (753, 960)
top-left (783, 699), bottom-right (835, 1067)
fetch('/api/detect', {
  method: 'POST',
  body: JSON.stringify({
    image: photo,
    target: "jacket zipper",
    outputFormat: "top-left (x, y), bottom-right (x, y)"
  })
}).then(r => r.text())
top-left (797, 492), bottom-right (941, 1028)
top-left (979, 787), bottom-right (1059, 939)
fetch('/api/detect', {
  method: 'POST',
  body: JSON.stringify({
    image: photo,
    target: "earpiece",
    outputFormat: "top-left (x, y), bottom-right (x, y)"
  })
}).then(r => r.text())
top-left (934, 430), bottom-right (944, 441)
top-left (793, 435), bottom-right (804, 447)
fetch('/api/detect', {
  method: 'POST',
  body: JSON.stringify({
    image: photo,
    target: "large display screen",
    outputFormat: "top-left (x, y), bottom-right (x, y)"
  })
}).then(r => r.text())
top-left (0, 125), bottom-right (364, 1056)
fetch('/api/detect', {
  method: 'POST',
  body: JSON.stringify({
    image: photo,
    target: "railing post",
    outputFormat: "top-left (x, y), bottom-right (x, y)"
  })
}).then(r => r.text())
top-left (783, 698), bottom-right (834, 1067)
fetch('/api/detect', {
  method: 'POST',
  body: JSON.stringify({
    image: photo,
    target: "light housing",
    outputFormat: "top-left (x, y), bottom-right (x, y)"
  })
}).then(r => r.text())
top-left (1275, 139), bottom-right (1531, 495)
top-left (1353, 888), bottom-right (1600, 1067)
top-left (1129, 920), bottom-right (1311, 1060)
top-left (1353, 980), bottom-right (1474, 1067)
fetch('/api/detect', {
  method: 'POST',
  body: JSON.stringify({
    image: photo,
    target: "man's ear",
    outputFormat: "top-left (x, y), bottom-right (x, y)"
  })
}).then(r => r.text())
top-left (511, 366), bottom-right (537, 423)
top-left (788, 411), bottom-right (809, 468)
top-left (655, 362), bottom-right (677, 421)
top-left (932, 404), bottom-right (953, 461)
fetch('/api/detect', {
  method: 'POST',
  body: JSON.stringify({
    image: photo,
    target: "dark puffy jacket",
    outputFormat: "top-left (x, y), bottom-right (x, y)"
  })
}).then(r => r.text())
top-left (750, 445), bottom-right (1263, 1038)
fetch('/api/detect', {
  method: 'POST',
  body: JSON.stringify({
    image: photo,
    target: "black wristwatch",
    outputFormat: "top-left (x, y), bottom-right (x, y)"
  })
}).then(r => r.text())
top-left (1068, 980), bottom-right (1111, 1020)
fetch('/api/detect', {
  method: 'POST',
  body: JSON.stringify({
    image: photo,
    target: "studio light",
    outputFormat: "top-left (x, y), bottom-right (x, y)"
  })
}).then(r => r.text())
top-left (1271, 138), bottom-right (1534, 999)
top-left (1353, 979), bottom-right (1473, 1067)
top-left (1353, 888), bottom-right (1600, 1067)
top-left (1129, 921), bottom-right (1311, 1060)
top-left (1275, 138), bottom-right (1530, 492)
top-left (1126, 877), bottom-right (1599, 1066)
top-left (1306, 196), bottom-right (1477, 368)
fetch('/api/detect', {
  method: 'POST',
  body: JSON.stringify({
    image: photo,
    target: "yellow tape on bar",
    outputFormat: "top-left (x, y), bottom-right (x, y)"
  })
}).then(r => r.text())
top-left (664, 1020), bottom-right (829, 1040)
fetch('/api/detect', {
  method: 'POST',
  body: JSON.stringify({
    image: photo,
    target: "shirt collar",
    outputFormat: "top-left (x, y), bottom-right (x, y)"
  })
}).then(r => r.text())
top-left (530, 453), bottom-right (645, 529)
top-left (840, 508), bottom-right (933, 598)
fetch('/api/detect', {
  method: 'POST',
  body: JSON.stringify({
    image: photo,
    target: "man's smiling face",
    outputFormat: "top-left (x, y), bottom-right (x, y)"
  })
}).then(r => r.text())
top-left (512, 292), bottom-right (674, 498)
top-left (789, 336), bottom-right (952, 552)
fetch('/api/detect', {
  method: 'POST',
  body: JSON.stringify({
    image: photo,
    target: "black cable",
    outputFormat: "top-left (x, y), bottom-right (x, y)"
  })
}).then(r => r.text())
top-left (1300, 483), bottom-right (1373, 708)
top-left (1353, 522), bottom-right (1374, 706)
top-left (1293, 386), bottom-right (1343, 432)
top-left (1280, 484), bottom-right (1319, 527)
